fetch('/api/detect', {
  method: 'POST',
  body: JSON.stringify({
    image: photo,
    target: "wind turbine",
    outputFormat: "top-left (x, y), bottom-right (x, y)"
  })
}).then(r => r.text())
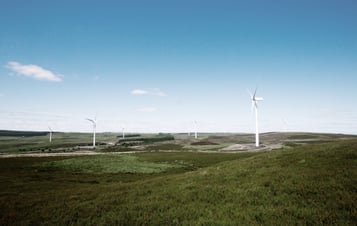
top-left (48, 126), bottom-right (52, 143)
top-left (249, 88), bottom-right (263, 147)
top-left (86, 117), bottom-right (97, 148)
top-left (122, 127), bottom-right (125, 139)
top-left (194, 120), bottom-right (198, 139)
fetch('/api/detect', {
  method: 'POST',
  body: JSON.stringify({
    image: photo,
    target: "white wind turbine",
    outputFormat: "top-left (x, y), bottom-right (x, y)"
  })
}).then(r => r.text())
top-left (194, 120), bottom-right (198, 139)
top-left (122, 127), bottom-right (125, 139)
top-left (48, 126), bottom-right (53, 143)
top-left (249, 88), bottom-right (264, 147)
top-left (86, 117), bottom-right (97, 148)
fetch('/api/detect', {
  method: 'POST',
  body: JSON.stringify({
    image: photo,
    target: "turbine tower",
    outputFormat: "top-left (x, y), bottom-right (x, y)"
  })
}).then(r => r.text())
top-left (86, 117), bottom-right (97, 148)
top-left (249, 88), bottom-right (264, 147)
top-left (48, 126), bottom-right (52, 143)
top-left (194, 120), bottom-right (198, 139)
top-left (122, 127), bottom-right (125, 139)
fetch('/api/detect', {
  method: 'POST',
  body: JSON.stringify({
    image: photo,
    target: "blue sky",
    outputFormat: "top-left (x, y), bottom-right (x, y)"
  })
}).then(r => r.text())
top-left (1, 0), bottom-right (356, 134)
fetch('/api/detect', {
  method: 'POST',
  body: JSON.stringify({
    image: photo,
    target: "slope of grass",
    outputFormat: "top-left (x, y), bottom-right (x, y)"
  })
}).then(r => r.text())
top-left (90, 140), bottom-right (356, 225)
top-left (39, 154), bottom-right (183, 174)
top-left (0, 140), bottom-right (356, 225)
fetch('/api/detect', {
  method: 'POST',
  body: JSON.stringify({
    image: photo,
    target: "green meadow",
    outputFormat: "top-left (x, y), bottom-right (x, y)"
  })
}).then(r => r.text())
top-left (0, 132), bottom-right (356, 225)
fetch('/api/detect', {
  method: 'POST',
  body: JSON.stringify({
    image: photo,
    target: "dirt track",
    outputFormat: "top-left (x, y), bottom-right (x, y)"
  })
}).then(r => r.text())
top-left (220, 143), bottom-right (283, 152)
top-left (0, 150), bottom-right (102, 158)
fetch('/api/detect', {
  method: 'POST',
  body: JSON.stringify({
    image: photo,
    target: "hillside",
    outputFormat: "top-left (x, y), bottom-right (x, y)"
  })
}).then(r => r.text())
top-left (0, 139), bottom-right (356, 225)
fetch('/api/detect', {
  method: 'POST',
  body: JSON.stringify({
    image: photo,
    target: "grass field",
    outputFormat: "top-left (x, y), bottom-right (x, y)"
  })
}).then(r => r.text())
top-left (0, 133), bottom-right (356, 225)
top-left (1, 130), bottom-right (355, 153)
top-left (0, 131), bottom-right (122, 153)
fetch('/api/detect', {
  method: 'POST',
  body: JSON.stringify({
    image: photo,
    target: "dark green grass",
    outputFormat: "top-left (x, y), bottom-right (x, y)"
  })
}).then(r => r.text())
top-left (0, 140), bottom-right (356, 225)
top-left (0, 130), bottom-right (48, 137)
top-left (118, 133), bottom-right (175, 144)
top-left (145, 143), bottom-right (184, 151)
top-left (287, 134), bottom-right (321, 139)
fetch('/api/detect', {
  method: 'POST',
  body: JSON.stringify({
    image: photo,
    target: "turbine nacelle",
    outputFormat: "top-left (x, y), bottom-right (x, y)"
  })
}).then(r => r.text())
top-left (254, 97), bottom-right (264, 101)
top-left (250, 88), bottom-right (263, 101)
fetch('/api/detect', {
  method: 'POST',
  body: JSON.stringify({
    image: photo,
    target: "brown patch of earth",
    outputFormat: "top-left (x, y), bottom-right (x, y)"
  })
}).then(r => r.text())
top-left (191, 141), bottom-right (219, 146)
top-left (220, 143), bottom-right (283, 152)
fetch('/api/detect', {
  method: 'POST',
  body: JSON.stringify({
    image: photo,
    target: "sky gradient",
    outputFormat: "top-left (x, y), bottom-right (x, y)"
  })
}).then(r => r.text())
top-left (1, 0), bottom-right (357, 134)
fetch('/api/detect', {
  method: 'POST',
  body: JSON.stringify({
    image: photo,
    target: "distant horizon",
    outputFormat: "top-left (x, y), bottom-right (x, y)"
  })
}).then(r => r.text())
top-left (1, 129), bottom-right (356, 136)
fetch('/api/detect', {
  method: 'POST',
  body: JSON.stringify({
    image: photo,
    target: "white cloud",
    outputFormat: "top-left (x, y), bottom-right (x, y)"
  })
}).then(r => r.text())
top-left (6, 61), bottom-right (62, 82)
top-left (131, 89), bottom-right (149, 95)
top-left (136, 107), bottom-right (157, 113)
top-left (130, 88), bottom-right (166, 96)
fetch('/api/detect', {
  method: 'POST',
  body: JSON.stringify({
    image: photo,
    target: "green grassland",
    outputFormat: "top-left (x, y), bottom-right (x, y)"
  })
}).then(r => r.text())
top-left (39, 154), bottom-right (183, 174)
top-left (1, 130), bottom-right (355, 154)
top-left (0, 135), bottom-right (356, 225)
top-left (0, 131), bottom-right (121, 153)
top-left (0, 131), bottom-right (176, 153)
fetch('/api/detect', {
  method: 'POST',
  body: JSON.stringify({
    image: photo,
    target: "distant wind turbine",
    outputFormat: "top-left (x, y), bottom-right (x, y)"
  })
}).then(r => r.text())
top-left (249, 88), bottom-right (264, 147)
top-left (194, 120), bottom-right (198, 139)
top-left (122, 127), bottom-right (125, 139)
top-left (48, 126), bottom-right (52, 143)
top-left (86, 117), bottom-right (97, 148)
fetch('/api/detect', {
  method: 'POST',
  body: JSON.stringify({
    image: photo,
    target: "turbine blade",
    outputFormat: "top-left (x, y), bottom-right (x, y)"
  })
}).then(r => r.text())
top-left (253, 87), bottom-right (258, 99)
